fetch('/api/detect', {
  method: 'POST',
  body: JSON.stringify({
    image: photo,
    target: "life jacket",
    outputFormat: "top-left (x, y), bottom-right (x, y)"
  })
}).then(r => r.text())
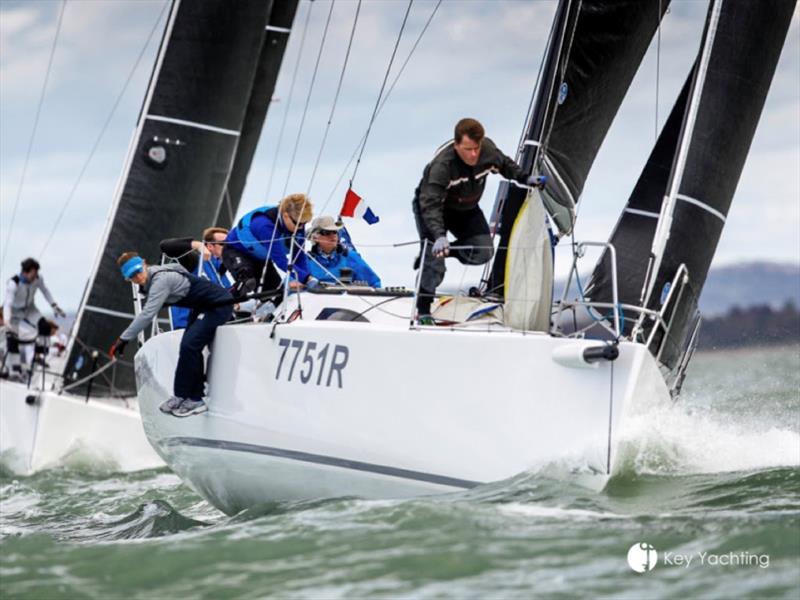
top-left (235, 206), bottom-right (281, 260)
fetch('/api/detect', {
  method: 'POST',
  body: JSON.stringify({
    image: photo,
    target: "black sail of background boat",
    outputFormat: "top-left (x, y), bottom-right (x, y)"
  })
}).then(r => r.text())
top-left (65, 0), bottom-right (299, 397)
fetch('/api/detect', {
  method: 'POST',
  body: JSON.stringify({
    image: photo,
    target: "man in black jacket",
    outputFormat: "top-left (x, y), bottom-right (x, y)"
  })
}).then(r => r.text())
top-left (413, 118), bottom-right (531, 322)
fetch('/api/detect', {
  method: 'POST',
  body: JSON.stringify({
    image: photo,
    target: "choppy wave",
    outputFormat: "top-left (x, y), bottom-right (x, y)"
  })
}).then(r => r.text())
top-left (614, 401), bottom-right (800, 477)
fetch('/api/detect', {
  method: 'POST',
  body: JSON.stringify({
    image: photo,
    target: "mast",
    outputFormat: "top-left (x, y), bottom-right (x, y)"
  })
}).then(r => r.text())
top-left (634, 0), bottom-right (795, 368)
top-left (64, 0), bottom-right (283, 396)
top-left (489, 0), bottom-right (671, 298)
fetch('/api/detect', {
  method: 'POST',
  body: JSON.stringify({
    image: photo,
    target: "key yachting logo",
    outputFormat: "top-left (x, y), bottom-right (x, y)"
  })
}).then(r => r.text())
top-left (627, 542), bottom-right (658, 573)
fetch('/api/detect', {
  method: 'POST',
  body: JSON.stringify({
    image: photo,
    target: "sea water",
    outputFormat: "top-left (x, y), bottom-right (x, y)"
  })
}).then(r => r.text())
top-left (1, 345), bottom-right (798, 598)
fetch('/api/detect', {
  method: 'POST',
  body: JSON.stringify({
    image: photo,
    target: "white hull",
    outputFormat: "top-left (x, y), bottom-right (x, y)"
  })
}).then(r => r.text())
top-left (0, 379), bottom-right (164, 475)
top-left (137, 293), bottom-right (670, 515)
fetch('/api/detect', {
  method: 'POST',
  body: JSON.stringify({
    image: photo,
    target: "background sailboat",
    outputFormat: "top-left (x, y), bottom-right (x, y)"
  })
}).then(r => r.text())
top-left (0, 0), bottom-right (298, 474)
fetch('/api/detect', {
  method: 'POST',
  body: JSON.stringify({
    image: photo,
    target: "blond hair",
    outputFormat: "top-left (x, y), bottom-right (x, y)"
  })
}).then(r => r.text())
top-left (279, 193), bottom-right (313, 225)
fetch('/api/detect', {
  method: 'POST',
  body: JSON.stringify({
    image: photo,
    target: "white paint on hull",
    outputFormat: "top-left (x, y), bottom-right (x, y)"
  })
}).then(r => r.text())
top-left (0, 379), bottom-right (164, 475)
top-left (137, 293), bottom-right (671, 515)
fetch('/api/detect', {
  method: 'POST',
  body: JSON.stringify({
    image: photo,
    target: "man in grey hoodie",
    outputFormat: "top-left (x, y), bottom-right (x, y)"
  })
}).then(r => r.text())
top-left (110, 252), bottom-right (233, 417)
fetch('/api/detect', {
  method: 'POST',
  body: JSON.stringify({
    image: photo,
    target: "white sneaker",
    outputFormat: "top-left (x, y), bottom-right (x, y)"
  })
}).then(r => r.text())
top-left (159, 396), bottom-right (184, 414)
top-left (171, 398), bottom-right (208, 418)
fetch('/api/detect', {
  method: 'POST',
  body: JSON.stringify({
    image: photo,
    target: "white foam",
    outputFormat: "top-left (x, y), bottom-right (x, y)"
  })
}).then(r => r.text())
top-left (499, 503), bottom-right (622, 520)
top-left (616, 401), bottom-right (800, 476)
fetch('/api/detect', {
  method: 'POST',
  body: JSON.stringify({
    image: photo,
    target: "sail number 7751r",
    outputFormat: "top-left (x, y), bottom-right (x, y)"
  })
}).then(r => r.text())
top-left (275, 338), bottom-right (349, 388)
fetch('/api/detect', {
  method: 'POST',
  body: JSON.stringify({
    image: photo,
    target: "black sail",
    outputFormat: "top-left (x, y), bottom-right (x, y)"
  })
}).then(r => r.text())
top-left (584, 68), bottom-right (695, 329)
top-left (489, 0), bottom-right (670, 297)
top-left (642, 0), bottom-right (795, 369)
top-left (65, 0), bottom-right (277, 396)
top-left (216, 1), bottom-right (299, 228)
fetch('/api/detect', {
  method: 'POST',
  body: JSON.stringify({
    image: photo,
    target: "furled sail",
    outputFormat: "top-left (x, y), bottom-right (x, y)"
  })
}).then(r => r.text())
top-left (636, 0), bottom-right (795, 370)
top-left (65, 0), bottom-right (295, 396)
top-left (489, 0), bottom-right (671, 299)
top-left (584, 68), bottom-right (695, 332)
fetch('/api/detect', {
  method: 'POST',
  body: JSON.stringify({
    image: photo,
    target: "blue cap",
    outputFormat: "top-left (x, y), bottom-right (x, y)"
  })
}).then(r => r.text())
top-left (120, 256), bottom-right (144, 279)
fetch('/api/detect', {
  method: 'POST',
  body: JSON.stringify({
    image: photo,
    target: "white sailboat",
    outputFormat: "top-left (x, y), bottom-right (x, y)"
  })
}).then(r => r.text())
top-left (0, 0), bottom-right (297, 475)
top-left (131, 0), bottom-right (794, 515)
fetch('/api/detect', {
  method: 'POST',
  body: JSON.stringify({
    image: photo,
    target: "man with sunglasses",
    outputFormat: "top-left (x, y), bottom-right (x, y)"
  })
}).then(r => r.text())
top-left (306, 216), bottom-right (381, 288)
top-left (222, 193), bottom-right (314, 299)
top-left (160, 227), bottom-right (233, 328)
top-left (109, 252), bottom-right (233, 417)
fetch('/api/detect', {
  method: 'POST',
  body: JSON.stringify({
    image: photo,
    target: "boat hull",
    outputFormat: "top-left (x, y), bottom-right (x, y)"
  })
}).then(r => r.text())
top-left (0, 379), bottom-right (164, 475)
top-left (137, 315), bottom-right (669, 514)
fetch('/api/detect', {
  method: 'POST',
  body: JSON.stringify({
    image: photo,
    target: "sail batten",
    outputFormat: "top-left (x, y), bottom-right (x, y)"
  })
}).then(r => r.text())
top-left (612, 0), bottom-right (795, 369)
top-left (64, 0), bottom-right (291, 396)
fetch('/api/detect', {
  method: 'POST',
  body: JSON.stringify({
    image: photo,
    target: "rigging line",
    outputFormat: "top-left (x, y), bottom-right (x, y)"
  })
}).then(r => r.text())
top-left (306, 0), bottom-right (362, 196)
top-left (321, 0), bottom-right (441, 213)
top-left (39, 1), bottom-right (169, 259)
top-left (1, 0), bottom-right (66, 272)
top-left (265, 0), bottom-right (313, 201)
top-left (655, 0), bottom-right (662, 141)
top-left (348, 0), bottom-right (413, 188)
top-left (282, 0), bottom-right (336, 197)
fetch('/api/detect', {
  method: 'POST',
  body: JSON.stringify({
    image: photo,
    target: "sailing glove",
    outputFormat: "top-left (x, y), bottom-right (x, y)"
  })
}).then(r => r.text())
top-left (109, 337), bottom-right (128, 359)
top-left (526, 174), bottom-right (547, 190)
top-left (432, 236), bottom-right (450, 258)
top-left (51, 303), bottom-right (66, 319)
top-left (305, 277), bottom-right (320, 290)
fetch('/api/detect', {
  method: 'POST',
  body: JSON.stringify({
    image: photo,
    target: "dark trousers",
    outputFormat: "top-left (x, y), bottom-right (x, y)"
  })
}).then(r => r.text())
top-left (221, 245), bottom-right (281, 296)
top-left (413, 201), bottom-right (493, 314)
top-left (173, 278), bottom-right (233, 399)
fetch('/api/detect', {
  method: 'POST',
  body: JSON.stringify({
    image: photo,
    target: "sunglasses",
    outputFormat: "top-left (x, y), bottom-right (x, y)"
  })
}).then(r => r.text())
top-left (317, 229), bottom-right (339, 236)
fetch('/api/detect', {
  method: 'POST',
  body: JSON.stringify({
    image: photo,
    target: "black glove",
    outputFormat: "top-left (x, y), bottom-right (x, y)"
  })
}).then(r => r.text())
top-left (109, 337), bottom-right (128, 359)
top-left (51, 303), bottom-right (66, 319)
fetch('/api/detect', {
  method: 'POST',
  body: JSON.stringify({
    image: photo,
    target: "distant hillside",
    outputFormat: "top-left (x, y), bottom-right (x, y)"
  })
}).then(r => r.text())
top-left (554, 261), bottom-right (799, 316)
top-left (697, 302), bottom-right (800, 349)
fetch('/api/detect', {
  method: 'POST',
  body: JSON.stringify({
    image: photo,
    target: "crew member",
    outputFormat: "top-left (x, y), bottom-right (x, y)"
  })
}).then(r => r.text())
top-left (413, 118), bottom-right (535, 323)
top-left (222, 193), bottom-right (314, 297)
top-left (2, 258), bottom-right (65, 382)
top-left (306, 216), bottom-right (381, 287)
top-left (161, 227), bottom-right (233, 328)
top-left (110, 252), bottom-right (233, 417)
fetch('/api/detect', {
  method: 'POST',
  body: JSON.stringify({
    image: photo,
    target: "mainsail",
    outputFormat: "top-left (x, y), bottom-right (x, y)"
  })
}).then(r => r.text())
top-left (65, 0), bottom-right (297, 396)
top-left (489, 0), bottom-right (671, 299)
top-left (633, 0), bottom-right (795, 370)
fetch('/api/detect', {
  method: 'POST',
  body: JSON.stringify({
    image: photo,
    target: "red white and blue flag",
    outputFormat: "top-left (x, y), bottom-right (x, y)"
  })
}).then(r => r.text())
top-left (340, 188), bottom-right (379, 225)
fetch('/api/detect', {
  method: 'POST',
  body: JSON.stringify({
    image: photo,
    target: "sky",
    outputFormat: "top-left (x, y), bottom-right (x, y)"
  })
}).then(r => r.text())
top-left (0, 0), bottom-right (798, 310)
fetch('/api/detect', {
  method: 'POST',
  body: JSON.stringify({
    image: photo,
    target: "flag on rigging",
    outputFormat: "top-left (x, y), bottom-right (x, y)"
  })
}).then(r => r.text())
top-left (340, 188), bottom-right (379, 225)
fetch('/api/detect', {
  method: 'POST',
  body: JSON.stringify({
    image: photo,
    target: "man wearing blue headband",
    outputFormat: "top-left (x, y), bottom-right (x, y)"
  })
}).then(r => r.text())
top-left (110, 251), bottom-right (233, 417)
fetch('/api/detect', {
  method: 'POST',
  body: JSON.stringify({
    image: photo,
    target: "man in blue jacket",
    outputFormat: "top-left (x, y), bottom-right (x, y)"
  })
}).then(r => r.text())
top-left (222, 193), bottom-right (314, 297)
top-left (306, 216), bottom-right (381, 287)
